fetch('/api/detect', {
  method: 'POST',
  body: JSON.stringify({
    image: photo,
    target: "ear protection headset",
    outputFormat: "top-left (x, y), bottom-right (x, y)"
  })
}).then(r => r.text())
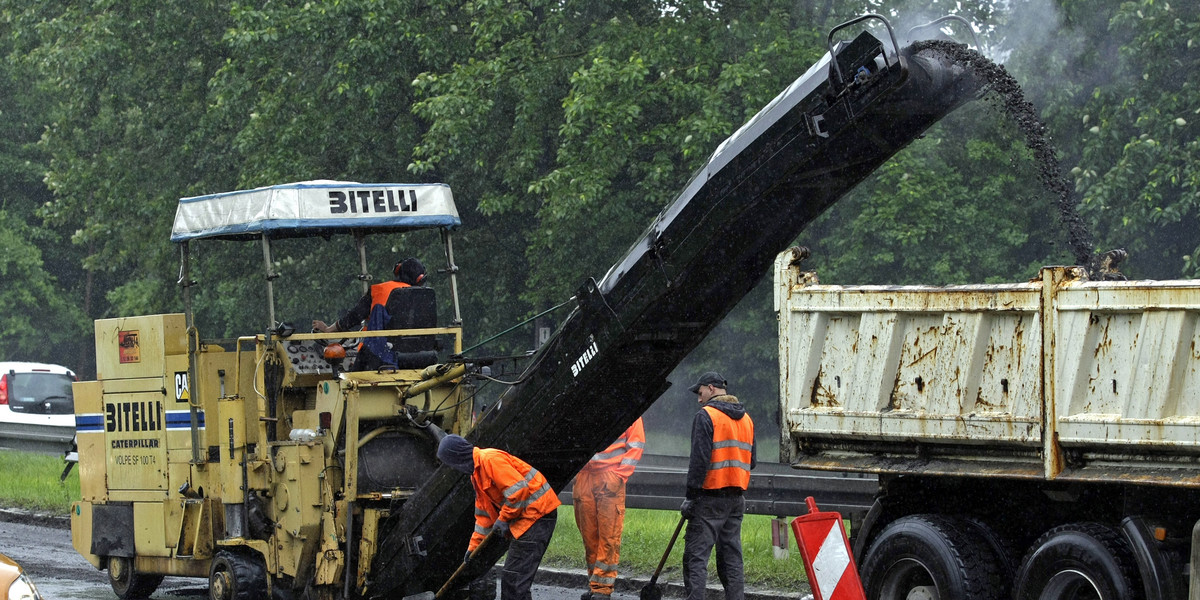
top-left (393, 259), bottom-right (427, 284)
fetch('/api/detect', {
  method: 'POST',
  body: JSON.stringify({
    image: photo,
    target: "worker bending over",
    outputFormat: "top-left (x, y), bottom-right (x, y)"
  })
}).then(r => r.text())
top-left (437, 434), bottom-right (561, 600)
top-left (575, 418), bottom-right (645, 600)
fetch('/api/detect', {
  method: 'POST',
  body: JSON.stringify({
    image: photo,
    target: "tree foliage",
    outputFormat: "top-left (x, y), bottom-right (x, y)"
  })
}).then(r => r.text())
top-left (0, 0), bottom-right (1195, 451)
top-left (1071, 0), bottom-right (1200, 278)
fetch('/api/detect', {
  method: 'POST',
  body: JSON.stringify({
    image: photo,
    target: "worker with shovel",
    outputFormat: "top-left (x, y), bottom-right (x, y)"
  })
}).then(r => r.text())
top-left (680, 372), bottom-right (756, 600)
top-left (437, 434), bottom-right (561, 600)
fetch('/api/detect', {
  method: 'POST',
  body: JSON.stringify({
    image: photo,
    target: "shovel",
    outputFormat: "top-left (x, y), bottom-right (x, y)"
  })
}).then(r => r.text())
top-left (404, 530), bottom-right (500, 600)
top-left (639, 516), bottom-right (686, 600)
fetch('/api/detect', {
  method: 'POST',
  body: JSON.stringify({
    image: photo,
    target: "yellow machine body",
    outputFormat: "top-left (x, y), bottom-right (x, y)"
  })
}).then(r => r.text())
top-left (72, 312), bottom-right (470, 597)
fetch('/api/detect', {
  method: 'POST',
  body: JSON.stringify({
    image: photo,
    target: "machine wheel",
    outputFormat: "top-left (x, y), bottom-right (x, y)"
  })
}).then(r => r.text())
top-left (1012, 522), bottom-right (1141, 600)
top-left (859, 514), bottom-right (1005, 600)
top-left (107, 556), bottom-right (164, 599)
top-left (209, 550), bottom-right (268, 600)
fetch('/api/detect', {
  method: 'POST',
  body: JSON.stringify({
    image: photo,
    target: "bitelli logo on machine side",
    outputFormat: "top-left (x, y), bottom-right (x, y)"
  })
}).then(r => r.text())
top-left (328, 189), bottom-right (419, 214)
top-left (570, 337), bottom-right (599, 378)
top-left (105, 400), bottom-right (164, 433)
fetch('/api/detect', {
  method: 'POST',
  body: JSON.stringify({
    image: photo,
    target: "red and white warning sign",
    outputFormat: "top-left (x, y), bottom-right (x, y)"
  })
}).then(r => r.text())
top-left (790, 497), bottom-right (865, 600)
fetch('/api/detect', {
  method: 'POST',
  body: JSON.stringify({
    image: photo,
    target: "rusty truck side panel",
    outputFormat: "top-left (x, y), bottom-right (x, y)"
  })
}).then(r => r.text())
top-left (776, 251), bottom-right (1200, 485)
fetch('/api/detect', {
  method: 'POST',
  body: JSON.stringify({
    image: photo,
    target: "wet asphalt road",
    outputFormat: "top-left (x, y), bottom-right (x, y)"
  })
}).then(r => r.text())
top-left (0, 513), bottom-right (805, 600)
top-left (0, 518), bottom-right (205, 599)
top-left (0, 517), bottom-right (614, 600)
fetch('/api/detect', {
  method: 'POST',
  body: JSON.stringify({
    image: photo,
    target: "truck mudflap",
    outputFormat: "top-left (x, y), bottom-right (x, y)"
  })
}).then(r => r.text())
top-left (368, 17), bottom-right (983, 598)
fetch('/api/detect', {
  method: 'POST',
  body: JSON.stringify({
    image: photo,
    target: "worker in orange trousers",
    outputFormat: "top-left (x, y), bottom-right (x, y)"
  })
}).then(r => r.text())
top-left (575, 418), bottom-right (645, 600)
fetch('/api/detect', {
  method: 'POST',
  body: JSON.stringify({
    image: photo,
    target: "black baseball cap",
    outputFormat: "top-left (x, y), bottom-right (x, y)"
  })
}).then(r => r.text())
top-left (688, 371), bottom-right (727, 393)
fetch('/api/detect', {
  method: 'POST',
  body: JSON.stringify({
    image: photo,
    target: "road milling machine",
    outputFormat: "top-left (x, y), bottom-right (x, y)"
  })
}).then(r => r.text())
top-left (72, 181), bottom-right (475, 600)
top-left (72, 14), bottom-right (988, 600)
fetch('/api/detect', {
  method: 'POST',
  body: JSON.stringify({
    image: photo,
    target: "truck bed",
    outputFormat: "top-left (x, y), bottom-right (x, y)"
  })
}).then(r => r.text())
top-left (775, 253), bottom-right (1200, 486)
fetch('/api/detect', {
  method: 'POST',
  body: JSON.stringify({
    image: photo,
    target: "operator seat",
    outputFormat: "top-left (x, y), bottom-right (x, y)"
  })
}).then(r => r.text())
top-left (385, 286), bottom-right (439, 369)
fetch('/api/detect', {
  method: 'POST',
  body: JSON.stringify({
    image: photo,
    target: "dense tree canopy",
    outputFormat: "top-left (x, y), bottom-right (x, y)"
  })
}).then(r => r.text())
top-left (1, 0), bottom-right (1195, 453)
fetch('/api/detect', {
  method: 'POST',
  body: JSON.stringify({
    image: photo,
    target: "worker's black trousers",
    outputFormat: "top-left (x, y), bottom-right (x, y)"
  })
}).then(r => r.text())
top-left (682, 495), bottom-right (745, 600)
top-left (502, 509), bottom-right (558, 600)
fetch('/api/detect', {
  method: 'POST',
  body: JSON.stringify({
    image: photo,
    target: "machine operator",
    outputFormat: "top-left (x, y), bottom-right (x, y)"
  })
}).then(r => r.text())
top-left (313, 256), bottom-right (428, 370)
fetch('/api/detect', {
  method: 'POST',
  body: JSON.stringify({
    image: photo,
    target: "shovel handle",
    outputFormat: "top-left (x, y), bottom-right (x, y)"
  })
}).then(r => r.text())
top-left (649, 516), bottom-right (686, 586)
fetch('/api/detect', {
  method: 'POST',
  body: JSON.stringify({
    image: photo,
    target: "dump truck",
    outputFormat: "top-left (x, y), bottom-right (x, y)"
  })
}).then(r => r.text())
top-left (775, 247), bottom-right (1200, 600)
top-left (71, 14), bottom-right (986, 600)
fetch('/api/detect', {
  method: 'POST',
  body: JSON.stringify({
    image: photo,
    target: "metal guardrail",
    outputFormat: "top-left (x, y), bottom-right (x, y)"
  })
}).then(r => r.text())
top-left (0, 423), bottom-right (881, 519)
top-left (0, 420), bottom-right (74, 455)
top-left (560, 453), bottom-right (878, 518)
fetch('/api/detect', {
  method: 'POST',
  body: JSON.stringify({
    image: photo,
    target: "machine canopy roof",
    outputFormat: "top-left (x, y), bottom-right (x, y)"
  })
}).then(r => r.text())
top-left (170, 180), bottom-right (461, 242)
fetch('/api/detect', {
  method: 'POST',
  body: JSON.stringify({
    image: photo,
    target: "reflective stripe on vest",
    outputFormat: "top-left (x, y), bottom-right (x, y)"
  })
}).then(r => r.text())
top-left (503, 468), bottom-right (554, 510)
top-left (701, 405), bottom-right (753, 490)
top-left (584, 418), bottom-right (645, 478)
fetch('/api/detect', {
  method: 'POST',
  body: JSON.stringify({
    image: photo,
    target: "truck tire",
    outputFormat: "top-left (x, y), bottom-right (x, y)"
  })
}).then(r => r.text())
top-left (1012, 522), bottom-right (1141, 600)
top-left (209, 550), bottom-right (269, 600)
top-left (859, 514), bottom-right (1005, 600)
top-left (107, 556), bottom-right (164, 600)
top-left (959, 517), bottom-right (1019, 597)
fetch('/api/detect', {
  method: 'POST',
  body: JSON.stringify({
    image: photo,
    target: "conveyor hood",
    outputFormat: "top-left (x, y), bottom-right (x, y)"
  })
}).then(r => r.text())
top-left (369, 16), bottom-right (984, 598)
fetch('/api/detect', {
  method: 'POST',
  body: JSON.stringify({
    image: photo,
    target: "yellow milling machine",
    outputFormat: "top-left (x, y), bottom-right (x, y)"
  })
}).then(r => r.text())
top-left (71, 181), bottom-right (476, 600)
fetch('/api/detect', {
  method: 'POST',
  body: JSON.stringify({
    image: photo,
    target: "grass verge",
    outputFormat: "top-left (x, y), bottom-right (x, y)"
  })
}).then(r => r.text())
top-left (0, 450), bottom-right (80, 513)
top-left (544, 506), bottom-right (809, 591)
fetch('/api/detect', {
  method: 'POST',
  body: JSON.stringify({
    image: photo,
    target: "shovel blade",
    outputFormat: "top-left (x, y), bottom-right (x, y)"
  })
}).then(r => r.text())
top-left (639, 584), bottom-right (663, 600)
top-left (403, 592), bottom-right (436, 600)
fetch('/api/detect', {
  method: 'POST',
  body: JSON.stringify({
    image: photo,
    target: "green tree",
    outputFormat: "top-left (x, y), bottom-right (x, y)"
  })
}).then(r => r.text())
top-left (0, 211), bottom-right (85, 359)
top-left (408, 1), bottom-right (837, 320)
top-left (4, 0), bottom-right (238, 350)
top-left (2, 0), bottom-right (1189, 440)
top-left (0, 6), bottom-right (88, 367)
top-left (1070, 0), bottom-right (1200, 278)
top-left (805, 102), bottom-right (1071, 286)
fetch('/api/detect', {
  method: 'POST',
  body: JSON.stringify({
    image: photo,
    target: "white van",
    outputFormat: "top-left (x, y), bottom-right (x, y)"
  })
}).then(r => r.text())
top-left (0, 361), bottom-right (77, 432)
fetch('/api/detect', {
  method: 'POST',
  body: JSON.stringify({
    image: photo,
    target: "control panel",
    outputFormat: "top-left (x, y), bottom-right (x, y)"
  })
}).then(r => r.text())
top-left (283, 340), bottom-right (354, 375)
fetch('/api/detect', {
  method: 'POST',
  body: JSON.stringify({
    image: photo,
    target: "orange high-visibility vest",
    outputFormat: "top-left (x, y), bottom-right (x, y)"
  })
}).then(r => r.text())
top-left (580, 418), bottom-right (645, 480)
top-left (469, 448), bottom-right (561, 551)
top-left (701, 406), bottom-right (753, 490)
top-left (368, 281), bottom-right (411, 319)
top-left (353, 281), bottom-right (411, 352)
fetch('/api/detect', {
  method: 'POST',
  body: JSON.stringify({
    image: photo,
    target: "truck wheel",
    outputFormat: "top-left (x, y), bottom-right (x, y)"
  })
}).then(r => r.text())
top-left (859, 515), bottom-right (1005, 600)
top-left (1012, 522), bottom-right (1140, 600)
top-left (959, 517), bottom-right (1019, 598)
top-left (107, 556), bottom-right (164, 599)
top-left (209, 550), bottom-right (268, 600)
